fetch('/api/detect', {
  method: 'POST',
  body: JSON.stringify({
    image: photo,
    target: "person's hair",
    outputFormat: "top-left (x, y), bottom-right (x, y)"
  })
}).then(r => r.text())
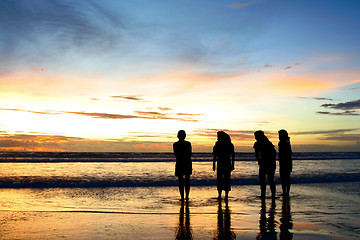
top-left (177, 130), bottom-right (186, 140)
top-left (254, 130), bottom-right (269, 142)
top-left (254, 130), bottom-right (264, 140)
top-left (278, 129), bottom-right (290, 142)
top-left (217, 131), bottom-right (231, 143)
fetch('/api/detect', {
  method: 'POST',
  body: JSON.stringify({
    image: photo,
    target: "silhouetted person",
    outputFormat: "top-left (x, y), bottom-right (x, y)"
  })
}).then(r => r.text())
top-left (280, 196), bottom-right (293, 240)
top-left (176, 201), bottom-right (193, 239)
top-left (257, 198), bottom-right (277, 240)
top-left (254, 130), bottom-right (276, 199)
top-left (213, 131), bottom-right (235, 201)
top-left (214, 200), bottom-right (236, 239)
top-left (278, 129), bottom-right (292, 196)
top-left (173, 130), bottom-right (192, 201)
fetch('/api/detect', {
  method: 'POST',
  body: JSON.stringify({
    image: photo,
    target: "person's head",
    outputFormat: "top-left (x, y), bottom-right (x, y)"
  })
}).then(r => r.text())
top-left (217, 131), bottom-right (231, 143)
top-left (254, 130), bottom-right (265, 141)
top-left (217, 131), bottom-right (225, 142)
top-left (278, 129), bottom-right (289, 141)
top-left (177, 130), bottom-right (186, 140)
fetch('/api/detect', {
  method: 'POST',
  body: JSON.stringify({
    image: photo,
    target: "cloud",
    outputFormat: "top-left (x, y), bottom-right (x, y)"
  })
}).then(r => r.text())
top-left (320, 99), bottom-right (360, 110)
top-left (29, 68), bottom-right (48, 72)
top-left (256, 121), bottom-right (271, 124)
top-left (293, 129), bottom-right (359, 135)
top-left (228, 0), bottom-right (263, 8)
top-left (316, 111), bottom-right (360, 116)
top-left (317, 99), bottom-right (360, 116)
top-left (292, 129), bottom-right (360, 146)
top-left (0, 133), bottom-right (172, 152)
top-left (65, 111), bottom-right (147, 119)
top-left (176, 113), bottom-right (203, 116)
top-left (134, 111), bottom-right (199, 122)
top-left (342, 87), bottom-right (360, 91)
top-left (319, 134), bottom-right (360, 141)
top-left (297, 97), bottom-right (334, 101)
top-left (0, 134), bottom-right (82, 151)
top-left (0, 107), bottom-right (60, 115)
top-left (134, 111), bottom-right (164, 117)
top-left (111, 95), bottom-right (144, 101)
top-left (158, 107), bottom-right (173, 111)
top-left (0, 0), bottom-right (124, 68)
top-left (0, 107), bottom-right (201, 122)
top-left (283, 63), bottom-right (299, 70)
top-left (195, 129), bottom-right (264, 141)
top-left (291, 142), bottom-right (360, 152)
top-left (228, 2), bottom-right (250, 8)
top-left (196, 128), bottom-right (360, 144)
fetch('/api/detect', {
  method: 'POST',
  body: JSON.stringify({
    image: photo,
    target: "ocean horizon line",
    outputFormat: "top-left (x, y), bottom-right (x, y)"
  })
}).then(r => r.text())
top-left (0, 152), bottom-right (359, 163)
top-left (1, 151), bottom-right (360, 154)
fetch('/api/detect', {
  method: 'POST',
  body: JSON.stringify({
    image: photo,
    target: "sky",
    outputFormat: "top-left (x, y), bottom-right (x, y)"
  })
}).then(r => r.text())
top-left (0, 0), bottom-right (359, 152)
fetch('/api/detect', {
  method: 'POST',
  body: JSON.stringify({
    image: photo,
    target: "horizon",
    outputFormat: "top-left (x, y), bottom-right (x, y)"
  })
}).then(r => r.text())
top-left (1, 0), bottom-right (359, 152)
top-left (1, 150), bottom-right (360, 154)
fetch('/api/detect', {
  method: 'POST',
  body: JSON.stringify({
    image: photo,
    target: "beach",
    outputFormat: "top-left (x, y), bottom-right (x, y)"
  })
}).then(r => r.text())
top-left (1, 182), bottom-right (359, 239)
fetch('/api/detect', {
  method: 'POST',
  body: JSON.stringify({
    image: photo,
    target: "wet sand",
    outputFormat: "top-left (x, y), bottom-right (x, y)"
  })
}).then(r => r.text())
top-left (0, 182), bottom-right (359, 239)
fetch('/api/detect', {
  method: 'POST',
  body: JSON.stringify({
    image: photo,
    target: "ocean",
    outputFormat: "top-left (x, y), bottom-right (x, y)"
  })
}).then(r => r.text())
top-left (1, 152), bottom-right (359, 188)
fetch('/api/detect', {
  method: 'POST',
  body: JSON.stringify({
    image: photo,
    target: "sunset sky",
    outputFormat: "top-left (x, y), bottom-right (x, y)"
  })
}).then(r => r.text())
top-left (0, 0), bottom-right (359, 152)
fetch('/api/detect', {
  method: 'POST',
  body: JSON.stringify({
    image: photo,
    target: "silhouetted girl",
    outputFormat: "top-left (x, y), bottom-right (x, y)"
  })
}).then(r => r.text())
top-left (173, 130), bottom-right (192, 201)
top-left (278, 129), bottom-right (292, 196)
top-left (213, 131), bottom-right (235, 201)
top-left (254, 130), bottom-right (276, 199)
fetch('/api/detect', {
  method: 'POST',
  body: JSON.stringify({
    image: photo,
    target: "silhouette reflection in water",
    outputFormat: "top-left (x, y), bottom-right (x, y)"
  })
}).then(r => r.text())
top-left (257, 198), bottom-right (277, 240)
top-left (176, 201), bottom-right (193, 240)
top-left (214, 200), bottom-right (236, 240)
top-left (279, 196), bottom-right (293, 240)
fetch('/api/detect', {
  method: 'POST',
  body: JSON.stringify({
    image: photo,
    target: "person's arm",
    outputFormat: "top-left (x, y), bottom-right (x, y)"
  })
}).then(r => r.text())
top-left (255, 147), bottom-right (261, 165)
top-left (231, 153), bottom-right (235, 170)
top-left (213, 155), bottom-right (217, 171)
top-left (213, 145), bottom-right (217, 171)
top-left (254, 142), bottom-right (258, 159)
top-left (173, 142), bottom-right (176, 156)
top-left (189, 142), bottom-right (192, 157)
top-left (288, 143), bottom-right (292, 158)
top-left (231, 144), bottom-right (235, 170)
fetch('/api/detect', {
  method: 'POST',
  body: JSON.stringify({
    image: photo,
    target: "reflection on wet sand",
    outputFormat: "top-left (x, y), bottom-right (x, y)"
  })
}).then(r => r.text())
top-left (214, 200), bottom-right (236, 240)
top-left (280, 196), bottom-right (293, 240)
top-left (257, 198), bottom-right (277, 240)
top-left (176, 201), bottom-right (193, 239)
top-left (257, 196), bottom-right (293, 240)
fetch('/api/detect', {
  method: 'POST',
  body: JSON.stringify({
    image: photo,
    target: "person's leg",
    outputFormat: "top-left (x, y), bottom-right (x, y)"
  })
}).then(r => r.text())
top-left (281, 177), bottom-right (286, 195)
top-left (184, 174), bottom-right (190, 200)
top-left (280, 169), bottom-right (286, 195)
top-left (268, 169), bottom-right (276, 198)
top-left (178, 176), bottom-right (184, 200)
top-left (217, 171), bottom-right (223, 199)
top-left (286, 172), bottom-right (291, 196)
top-left (224, 172), bottom-right (231, 201)
top-left (259, 167), bottom-right (266, 198)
